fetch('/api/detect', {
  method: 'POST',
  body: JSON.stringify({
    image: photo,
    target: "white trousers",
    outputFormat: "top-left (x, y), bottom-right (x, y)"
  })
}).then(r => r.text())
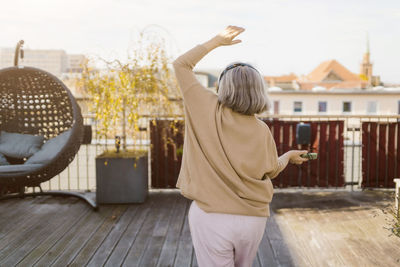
top-left (188, 201), bottom-right (267, 267)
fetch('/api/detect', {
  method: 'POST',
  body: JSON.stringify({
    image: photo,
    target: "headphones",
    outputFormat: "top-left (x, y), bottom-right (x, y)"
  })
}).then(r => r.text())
top-left (217, 63), bottom-right (260, 92)
top-left (218, 63), bottom-right (259, 82)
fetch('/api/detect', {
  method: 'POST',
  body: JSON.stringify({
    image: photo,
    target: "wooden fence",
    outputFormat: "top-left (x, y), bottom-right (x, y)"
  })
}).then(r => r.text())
top-left (150, 119), bottom-right (184, 188)
top-left (150, 119), bottom-right (345, 188)
top-left (261, 119), bottom-right (344, 187)
top-left (362, 122), bottom-right (400, 188)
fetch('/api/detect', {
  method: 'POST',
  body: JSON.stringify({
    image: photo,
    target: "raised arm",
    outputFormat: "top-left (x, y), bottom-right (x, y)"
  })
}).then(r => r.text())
top-left (173, 26), bottom-right (245, 96)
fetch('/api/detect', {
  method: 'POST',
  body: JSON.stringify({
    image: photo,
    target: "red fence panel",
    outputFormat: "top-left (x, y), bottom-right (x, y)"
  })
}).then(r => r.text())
top-left (361, 122), bottom-right (400, 188)
top-left (150, 119), bottom-right (345, 188)
top-left (259, 119), bottom-right (345, 188)
top-left (397, 122), bottom-right (400, 179)
top-left (150, 119), bottom-right (184, 189)
top-left (319, 122), bottom-right (328, 187)
top-left (387, 124), bottom-right (396, 186)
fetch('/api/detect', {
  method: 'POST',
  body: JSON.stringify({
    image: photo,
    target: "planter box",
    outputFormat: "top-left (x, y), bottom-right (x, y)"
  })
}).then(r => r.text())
top-left (96, 154), bottom-right (148, 204)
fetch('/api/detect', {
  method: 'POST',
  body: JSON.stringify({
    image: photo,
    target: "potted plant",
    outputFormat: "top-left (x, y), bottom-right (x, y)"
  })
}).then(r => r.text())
top-left (79, 30), bottom-right (182, 204)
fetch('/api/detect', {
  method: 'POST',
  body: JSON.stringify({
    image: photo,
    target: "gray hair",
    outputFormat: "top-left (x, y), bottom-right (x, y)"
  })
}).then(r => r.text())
top-left (217, 63), bottom-right (271, 115)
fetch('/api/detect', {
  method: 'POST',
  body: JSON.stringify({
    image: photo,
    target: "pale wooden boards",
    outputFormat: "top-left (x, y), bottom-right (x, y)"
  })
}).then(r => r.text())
top-left (2, 190), bottom-right (395, 266)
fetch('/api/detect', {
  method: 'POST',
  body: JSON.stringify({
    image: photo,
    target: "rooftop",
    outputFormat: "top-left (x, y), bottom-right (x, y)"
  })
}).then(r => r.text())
top-left (304, 59), bottom-right (362, 83)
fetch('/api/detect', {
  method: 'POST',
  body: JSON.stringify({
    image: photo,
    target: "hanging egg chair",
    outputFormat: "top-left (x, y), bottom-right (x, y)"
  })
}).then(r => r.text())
top-left (0, 40), bottom-right (96, 209)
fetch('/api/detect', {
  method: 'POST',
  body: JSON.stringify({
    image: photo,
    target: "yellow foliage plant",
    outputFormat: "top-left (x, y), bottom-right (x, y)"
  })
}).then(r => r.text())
top-left (79, 30), bottom-right (183, 153)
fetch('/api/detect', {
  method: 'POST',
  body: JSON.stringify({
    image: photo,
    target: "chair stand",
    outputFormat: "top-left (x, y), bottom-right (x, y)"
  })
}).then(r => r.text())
top-left (0, 185), bottom-right (98, 211)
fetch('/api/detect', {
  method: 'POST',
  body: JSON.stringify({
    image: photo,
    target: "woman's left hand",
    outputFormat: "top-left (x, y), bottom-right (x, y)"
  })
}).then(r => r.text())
top-left (213, 26), bottom-right (245, 46)
top-left (288, 150), bottom-right (309, 165)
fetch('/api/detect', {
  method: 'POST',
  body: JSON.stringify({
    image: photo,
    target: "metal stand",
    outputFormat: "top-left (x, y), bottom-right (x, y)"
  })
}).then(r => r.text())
top-left (0, 185), bottom-right (98, 211)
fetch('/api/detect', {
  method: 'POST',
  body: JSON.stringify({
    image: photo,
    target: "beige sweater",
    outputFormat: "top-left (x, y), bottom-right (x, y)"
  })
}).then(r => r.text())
top-left (173, 43), bottom-right (284, 217)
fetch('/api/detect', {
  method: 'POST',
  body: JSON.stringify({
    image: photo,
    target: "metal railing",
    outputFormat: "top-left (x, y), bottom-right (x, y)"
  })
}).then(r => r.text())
top-left (38, 114), bottom-right (400, 192)
top-left (39, 114), bottom-right (151, 192)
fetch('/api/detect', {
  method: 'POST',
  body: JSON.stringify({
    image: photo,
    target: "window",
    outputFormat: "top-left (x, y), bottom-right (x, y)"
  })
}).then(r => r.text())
top-left (366, 101), bottom-right (377, 114)
top-left (318, 101), bottom-right (327, 113)
top-left (342, 101), bottom-right (352, 113)
top-left (273, 101), bottom-right (280, 114)
top-left (293, 101), bottom-right (302, 113)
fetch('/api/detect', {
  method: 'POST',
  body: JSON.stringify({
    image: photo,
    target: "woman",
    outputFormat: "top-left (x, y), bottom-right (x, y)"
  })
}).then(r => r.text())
top-left (173, 26), bottom-right (308, 267)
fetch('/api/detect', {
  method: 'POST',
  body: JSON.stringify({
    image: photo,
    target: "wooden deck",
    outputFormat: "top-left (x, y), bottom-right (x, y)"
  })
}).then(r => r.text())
top-left (0, 190), bottom-right (399, 267)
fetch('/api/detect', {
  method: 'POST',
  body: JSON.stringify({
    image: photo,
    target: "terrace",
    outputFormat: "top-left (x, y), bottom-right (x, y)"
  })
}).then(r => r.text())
top-left (1, 114), bottom-right (400, 266)
top-left (1, 1), bottom-right (399, 264)
top-left (1, 189), bottom-right (399, 266)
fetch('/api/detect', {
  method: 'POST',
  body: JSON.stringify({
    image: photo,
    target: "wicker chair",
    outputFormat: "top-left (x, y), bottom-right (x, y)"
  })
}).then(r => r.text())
top-left (0, 41), bottom-right (96, 209)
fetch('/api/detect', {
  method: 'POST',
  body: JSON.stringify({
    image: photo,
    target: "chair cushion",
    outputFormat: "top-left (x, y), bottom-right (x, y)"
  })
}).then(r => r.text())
top-left (0, 164), bottom-right (44, 174)
top-left (25, 129), bottom-right (72, 164)
top-left (0, 153), bottom-right (9, 165)
top-left (0, 131), bottom-right (45, 159)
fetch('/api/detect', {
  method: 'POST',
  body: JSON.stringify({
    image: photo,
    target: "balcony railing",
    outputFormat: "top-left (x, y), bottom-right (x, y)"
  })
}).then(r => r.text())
top-left (35, 114), bottom-right (400, 193)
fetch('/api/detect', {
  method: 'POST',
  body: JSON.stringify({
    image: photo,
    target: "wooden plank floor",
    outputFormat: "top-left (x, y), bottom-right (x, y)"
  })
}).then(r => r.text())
top-left (271, 190), bottom-right (400, 267)
top-left (0, 190), bottom-right (399, 266)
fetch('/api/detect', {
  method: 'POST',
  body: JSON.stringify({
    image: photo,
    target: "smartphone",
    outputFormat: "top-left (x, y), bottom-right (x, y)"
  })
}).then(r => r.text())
top-left (300, 153), bottom-right (318, 160)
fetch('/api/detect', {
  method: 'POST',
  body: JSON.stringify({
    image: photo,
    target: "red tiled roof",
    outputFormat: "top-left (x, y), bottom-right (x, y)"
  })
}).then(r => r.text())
top-left (304, 60), bottom-right (362, 82)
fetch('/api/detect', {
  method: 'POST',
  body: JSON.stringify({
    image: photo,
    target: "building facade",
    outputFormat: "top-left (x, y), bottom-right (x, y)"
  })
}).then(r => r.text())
top-left (189, 71), bottom-right (399, 116)
top-left (0, 48), bottom-right (85, 77)
top-left (267, 89), bottom-right (400, 116)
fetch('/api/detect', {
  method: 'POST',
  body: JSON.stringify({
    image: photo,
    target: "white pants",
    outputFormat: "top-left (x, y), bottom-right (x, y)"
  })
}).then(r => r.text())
top-left (188, 201), bottom-right (267, 267)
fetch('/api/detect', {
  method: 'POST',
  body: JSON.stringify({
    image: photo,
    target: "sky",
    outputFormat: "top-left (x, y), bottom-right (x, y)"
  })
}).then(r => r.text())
top-left (1, 0), bottom-right (400, 83)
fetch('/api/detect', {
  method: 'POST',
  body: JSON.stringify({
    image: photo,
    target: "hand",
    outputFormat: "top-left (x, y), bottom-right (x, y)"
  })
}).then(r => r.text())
top-left (213, 25), bottom-right (245, 46)
top-left (289, 150), bottom-right (309, 165)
